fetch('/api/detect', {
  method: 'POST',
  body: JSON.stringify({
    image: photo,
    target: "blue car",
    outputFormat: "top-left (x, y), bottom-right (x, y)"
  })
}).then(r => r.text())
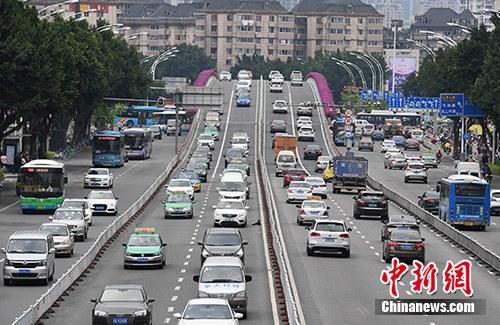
top-left (371, 130), bottom-right (385, 141)
top-left (334, 132), bottom-right (346, 146)
top-left (393, 135), bottom-right (406, 147)
top-left (236, 94), bottom-right (251, 107)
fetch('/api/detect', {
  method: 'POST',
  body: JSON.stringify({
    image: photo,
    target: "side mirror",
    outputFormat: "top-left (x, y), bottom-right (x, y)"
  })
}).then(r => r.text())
top-left (147, 298), bottom-right (155, 303)
top-left (161, 243), bottom-right (167, 247)
top-left (90, 298), bottom-right (97, 303)
top-left (49, 248), bottom-right (56, 254)
top-left (1, 248), bottom-right (6, 254)
top-left (305, 226), bottom-right (310, 231)
top-left (421, 238), bottom-right (426, 242)
top-left (122, 243), bottom-right (127, 248)
top-left (245, 206), bottom-right (249, 210)
top-left (84, 197), bottom-right (88, 199)
top-left (48, 216), bottom-right (53, 221)
top-left (347, 228), bottom-right (352, 232)
top-left (115, 197), bottom-right (119, 200)
top-left (417, 196), bottom-right (422, 199)
top-left (197, 241), bottom-right (203, 245)
top-left (173, 313), bottom-right (182, 319)
top-left (296, 204), bottom-right (301, 208)
top-left (64, 176), bottom-right (68, 184)
top-left (110, 173), bottom-right (113, 177)
top-left (352, 196), bottom-right (357, 199)
top-left (234, 312), bottom-right (244, 319)
top-left (161, 200), bottom-right (166, 204)
top-left (193, 275), bottom-right (200, 282)
top-left (327, 206), bottom-right (330, 210)
top-left (242, 241), bottom-right (248, 245)
top-left (212, 205), bottom-right (217, 209)
top-left (245, 275), bottom-right (253, 282)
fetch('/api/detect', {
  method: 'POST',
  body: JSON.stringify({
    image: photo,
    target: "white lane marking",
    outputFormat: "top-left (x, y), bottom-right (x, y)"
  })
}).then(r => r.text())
top-left (365, 240), bottom-right (370, 244)
top-left (181, 269), bottom-right (186, 273)
top-left (186, 254), bottom-right (191, 259)
top-left (0, 200), bottom-right (20, 213)
top-left (188, 248), bottom-right (193, 252)
top-left (163, 318), bottom-right (171, 324)
top-left (287, 83), bottom-right (308, 174)
top-left (184, 261), bottom-right (189, 266)
top-left (356, 230), bottom-right (361, 234)
top-left (406, 290), bottom-right (413, 296)
top-left (178, 277), bottom-right (183, 282)
top-left (189, 241), bottom-right (194, 245)
top-left (171, 296), bottom-right (178, 302)
top-left (374, 252), bottom-right (380, 256)
top-left (174, 286), bottom-right (181, 291)
top-left (361, 235), bottom-right (366, 239)
top-left (211, 86), bottom-right (235, 178)
top-left (167, 306), bottom-right (174, 312)
top-left (369, 246), bottom-right (375, 250)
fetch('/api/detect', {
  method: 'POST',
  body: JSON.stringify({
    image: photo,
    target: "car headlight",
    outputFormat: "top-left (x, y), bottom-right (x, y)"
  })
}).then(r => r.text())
top-left (4, 259), bottom-right (12, 266)
top-left (202, 249), bottom-right (210, 257)
top-left (38, 260), bottom-right (47, 266)
top-left (134, 310), bottom-right (148, 317)
top-left (234, 291), bottom-right (246, 298)
top-left (198, 291), bottom-right (209, 298)
top-left (182, 207), bottom-right (192, 212)
top-left (94, 310), bottom-right (107, 317)
top-left (165, 207), bottom-right (175, 212)
top-left (236, 248), bottom-right (244, 257)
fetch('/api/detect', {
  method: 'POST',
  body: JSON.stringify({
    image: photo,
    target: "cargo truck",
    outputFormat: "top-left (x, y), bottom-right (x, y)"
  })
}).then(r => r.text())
top-left (273, 134), bottom-right (297, 158)
top-left (329, 156), bottom-right (368, 193)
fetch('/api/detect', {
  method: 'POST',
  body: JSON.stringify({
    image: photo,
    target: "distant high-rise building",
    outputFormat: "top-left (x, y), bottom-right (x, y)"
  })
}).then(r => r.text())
top-left (459, 0), bottom-right (494, 29)
top-left (415, 0), bottom-right (461, 16)
top-left (362, 0), bottom-right (404, 27)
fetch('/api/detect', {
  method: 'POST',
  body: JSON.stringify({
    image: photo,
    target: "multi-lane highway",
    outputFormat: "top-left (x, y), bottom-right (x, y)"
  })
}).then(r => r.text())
top-left (6, 78), bottom-right (500, 325)
top-left (1, 134), bottom-right (184, 324)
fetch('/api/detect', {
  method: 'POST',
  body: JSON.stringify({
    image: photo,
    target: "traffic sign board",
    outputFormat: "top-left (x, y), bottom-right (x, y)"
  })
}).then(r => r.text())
top-left (345, 131), bottom-right (353, 139)
top-left (464, 133), bottom-right (471, 141)
top-left (440, 93), bottom-right (464, 116)
top-left (345, 117), bottom-right (353, 125)
top-left (345, 109), bottom-right (353, 117)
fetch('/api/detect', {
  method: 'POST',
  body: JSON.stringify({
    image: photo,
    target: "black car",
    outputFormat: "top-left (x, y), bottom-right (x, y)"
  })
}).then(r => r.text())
top-left (358, 138), bottom-right (374, 151)
top-left (381, 215), bottom-right (420, 241)
top-left (371, 130), bottom-right (385, 141)
top-left (417, 191), bottom-right (439, 214)
top-left (91, 284), bottom-right (154, 325)
top-left (303, 145), bottom-right (323, 160)
top-left (198, 228), bottom-right (247, 264)
top-left (382, 228), bottom-right (425, 263)
top-left (353, 191), bottom-right (388, 221)
top-left (224, 148), bottom-right (246, 167)
top-left (185, 163), bottom-right (207, 182)
top-left (270, 119), bottom-right (287, 133)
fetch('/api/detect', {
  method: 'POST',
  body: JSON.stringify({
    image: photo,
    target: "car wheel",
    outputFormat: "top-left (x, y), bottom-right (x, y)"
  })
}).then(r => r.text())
top-left (70, 248), bottom-right (74, 256)
top-left (423, 178), bottom-right (428, 184)
top-left (353, 213), bottom-right (359, 219)
top-left (342, 249), bottom-right (350, 258)
top-left (306, 247), bottom-right (314, 256)
top-left (384, 165), bottom-right (387, 169)
top-left (404, 178), bottom-right (408, 183)
top-left (84, 231), bottom-right (88, 239)
top-left (384, 252), bottom-right (391, 263)
top-left (124, 264), bottom-right (129, 269)
top-left (49, 266), bottom-right (54, 281)
top-left (296, 217), bottom-right (301, 225)
top-left (4, 279), bottom-right (10, 286)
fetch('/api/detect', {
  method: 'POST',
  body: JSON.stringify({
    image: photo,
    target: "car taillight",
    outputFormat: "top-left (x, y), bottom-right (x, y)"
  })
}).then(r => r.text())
top-left (300, 209), bottom-right (305, 214)
top-left (300, 175), bottom-right (305, 180)
top-left (288, 189), bottom-right (293, 193)
top-left (339, 233), bottom-right (349, 239)
top-left (310, 232), bottom-right (321, 237)
top-left (424, 198), bottom-right (435, 202)
top-left (415, 242), bottom-right (425, 249)
top-left (387, 241), bottom-right (399, 248)
top-left (380, 200), bottom-right (388, 208)
top-left (357, 199), bottom-right (366, 206)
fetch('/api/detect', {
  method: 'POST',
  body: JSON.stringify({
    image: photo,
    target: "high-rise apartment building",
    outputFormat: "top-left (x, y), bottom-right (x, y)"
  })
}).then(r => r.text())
top-left (362, 0), bottom-right (404, 27)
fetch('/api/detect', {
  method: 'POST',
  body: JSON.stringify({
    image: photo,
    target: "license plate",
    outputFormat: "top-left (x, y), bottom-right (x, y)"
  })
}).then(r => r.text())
top-left (369, 204), bottom-right (378, 207)
top-left (462, 221), bottom-right (474, 226)
top-left (113, 318), bottom-right (128, 325)
top-left (297, 190), bottom-right (304, 193)
top-left (324, 238), bottom-right (336, 242)
top-left (137, 257), bottom-right (148, 262)
top-left (400, 244), bottom-right (414, 251)
top-left (18, 269), bottom-right (31, 273)
top-left (96, 206), bottom-right (104, 210)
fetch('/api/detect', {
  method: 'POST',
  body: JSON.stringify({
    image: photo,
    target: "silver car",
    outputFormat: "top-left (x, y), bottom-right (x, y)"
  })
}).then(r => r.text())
top-left (306, 219), bottom-right (351, 257)
top-left (384, 153), bottom-right (407, 170)
top-left (50, 208), bottom-right (88, 241)
top-left (296, 199), bottom-right (329, 225)
top-left (404, 163), bottom-right (428, 183)
top-left (39, 223), bottom-right (74, 257)
top-left (304, 177), bottom-right (328, 199)
top-left (61, 198), bottom-right (93, 226)
top-left (315, 156), bottom-right (332, 172)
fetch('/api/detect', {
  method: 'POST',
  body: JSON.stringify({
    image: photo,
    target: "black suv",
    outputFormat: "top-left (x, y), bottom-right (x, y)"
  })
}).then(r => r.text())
top-left (353, 191), bottom-right (388, 221)
top-left (198, 228), bottom-right (247, 264)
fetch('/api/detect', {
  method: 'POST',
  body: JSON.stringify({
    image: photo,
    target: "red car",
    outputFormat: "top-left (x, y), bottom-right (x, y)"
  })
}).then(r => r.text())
top-left (283, 169), bottom-right (307, 187)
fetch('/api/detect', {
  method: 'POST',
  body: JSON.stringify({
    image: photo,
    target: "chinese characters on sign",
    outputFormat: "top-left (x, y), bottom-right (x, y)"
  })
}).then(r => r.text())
top-left (380, 258), bottom-right (473, 298)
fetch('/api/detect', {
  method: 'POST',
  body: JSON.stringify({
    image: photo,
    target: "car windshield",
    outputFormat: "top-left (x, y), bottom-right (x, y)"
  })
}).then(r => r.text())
top-left (89, 191), bottom-right (113, 199)
top-left (391, 230), bottom-right (421, 241)
top-left (315, 223), bottom-right (344, 232)
top-left (195, 146), bottom-right (209, 152)
top-left (187, 163), bottom-right (205, 170)
top-left (61, 201), bottom-right (84, 209)
top-left (54, 210), bottom-right (83, 220)
top-left (128, 235), bottom-right (161, 246)
top-left (361, 193), bottom-right (384, 200)
top-left (87, 169), bottom-right (108, 175)
top-left (275, 102), bottom-right (286, 107)
top-left (100, 288), bottom-right (144, 302)
top-left (290, 182), bottom-right (310, 188)
top-left (226, 150), bottom-right (243, 158)
top-left (205, 127), bottom-right (218, 132)
top-left (303, 201), bottom-right (325, 209)
top-left (206, 233), bottom-right (241, 246)
top-left (273, 120), bottom-right (286, 125)
top-left (183, 304), bottom-right (232, 320)
top-left (7, 239), bottom-right (47, 254)
top-left (278, 155), bottom-right (294, 163)
top-left (220, 182), bottom-right (245, 192)
top-left (232, 138), bottom-right (247, 144)
top-left (170, 180), bottom-right (191, 187)
top-left (167, 195), bottom-right (191, 203)
top-left (199, 134), bottom-right (212, 140)
top-left (200, 266), bottom-right (244, 283)
top-left (217, 201), bottom-right (244, 209)
top-left (40, 224), bottom-right (68, 236)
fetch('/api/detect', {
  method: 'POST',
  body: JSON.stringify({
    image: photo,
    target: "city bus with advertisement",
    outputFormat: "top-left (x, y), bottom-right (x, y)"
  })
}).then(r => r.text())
top-left (437, 174), bottom-right (490, 230)
top-left (113, 105), bottom-right (188, 130)
top-left (123, 128), bottom-right (153, 160)
top-left (356, 110), bottom-right (421, 127)
top-left (92, 131), bottom-right (127, 167)
top-left (16, 159), bottom-right (67, 213)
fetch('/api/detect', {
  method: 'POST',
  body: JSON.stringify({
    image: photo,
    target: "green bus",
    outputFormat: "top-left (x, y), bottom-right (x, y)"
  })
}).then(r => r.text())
top-left (16, 159), bottom-right (67, 214)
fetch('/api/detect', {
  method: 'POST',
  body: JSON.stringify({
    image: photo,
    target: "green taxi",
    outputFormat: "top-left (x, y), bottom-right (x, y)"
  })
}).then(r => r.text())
top-left (422, 155), bottom-right (438, 168)
top-left (163, 193), bottom-right (194, 219)
top-left (123, 228), bottom-right (166, 269)
top-left (204, 126), bottom-right (219, 141)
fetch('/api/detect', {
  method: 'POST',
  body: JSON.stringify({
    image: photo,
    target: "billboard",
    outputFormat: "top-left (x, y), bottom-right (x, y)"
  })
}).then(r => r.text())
top-left (389, 57), bottom-right (417, 92)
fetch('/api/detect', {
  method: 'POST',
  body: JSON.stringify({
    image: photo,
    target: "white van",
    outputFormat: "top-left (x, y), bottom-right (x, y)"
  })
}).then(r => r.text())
top-left (275, 150), bottom-right (297, 176)
top-left (219, 173), bottom-right (249, 200)
top-left (354, 119), bottom-right (369, 128)
top-left (363, 123), bottom-right (375, 136)
top-left (411, 129), bottom-right (424, 143)
top-left (456, 162), bottom-right (481, 178)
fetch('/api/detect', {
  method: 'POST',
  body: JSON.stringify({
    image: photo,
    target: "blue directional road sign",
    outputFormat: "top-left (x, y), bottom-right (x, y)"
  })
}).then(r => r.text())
top-left (345, 131), bottom-right (353, 139)
top-left (440, 93), bottom-right (464, 116)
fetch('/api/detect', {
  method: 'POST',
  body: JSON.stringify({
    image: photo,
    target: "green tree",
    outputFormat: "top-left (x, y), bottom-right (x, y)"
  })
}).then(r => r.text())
top-left (155, 44), bottom-right (214, 83)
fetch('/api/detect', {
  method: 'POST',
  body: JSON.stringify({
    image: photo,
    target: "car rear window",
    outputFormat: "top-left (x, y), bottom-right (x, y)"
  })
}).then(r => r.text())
top-left (315, 223), bottom-right (344, 232)
top-left (361, 193), bottom-right (384, 199)
top-left (391, 230), bottom-right (421, 241)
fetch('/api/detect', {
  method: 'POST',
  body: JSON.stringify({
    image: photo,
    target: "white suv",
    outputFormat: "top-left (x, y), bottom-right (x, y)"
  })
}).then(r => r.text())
top-left (306, 219), bottom-right (351, 257)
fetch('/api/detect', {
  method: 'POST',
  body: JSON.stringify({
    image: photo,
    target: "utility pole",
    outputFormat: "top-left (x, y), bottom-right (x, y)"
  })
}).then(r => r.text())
top-left (174, 89), bottom-right (182, 155)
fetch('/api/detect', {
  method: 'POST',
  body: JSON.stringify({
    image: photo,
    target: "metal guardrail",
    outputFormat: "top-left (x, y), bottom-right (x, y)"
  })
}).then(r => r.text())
top-left (11, 111), bottom-right (202, 325)
top-left (307, 77), bottom-right (500, 275)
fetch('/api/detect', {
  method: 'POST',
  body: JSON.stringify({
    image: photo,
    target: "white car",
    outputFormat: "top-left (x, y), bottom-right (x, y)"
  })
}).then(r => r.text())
top-left (222, 169), bottom-right (248, 183)
top-left (272, 100), bottom-right (288, 114)
top-left (87, 190), bottom-right (119, 216)
top-left (381, 140), bottom-right (396, 153)
top-left (61, 198), bottom-right (93, 226)
top-left (236, 80), bottom-right (251, 91)
top-left (231, 132), bottom-right (250, 152)
top-left (406, 156), bottom-right (423, 164)
top-left (50, 208), bottom-right (88, 241)
top-left (219, 71), bottom-right (232, 81)
top-left (271, 74), bottom-right (284, 84)
top-left (305, 177), bottom-right (327, 199)
top-left (174, 298), bottom-right (242, 324)
top-left (298, 126), bottom-right (315, 141)
top-left (315, 156), bottom-right (331, 172)
top-left (296, 116), bottom-right (312, 129)
top-left (198, 133), bottom-right (215, 150)
top-left (166, 179), bottom-right (194, 200)
top-left (384, 148), bottom-right (402, 160)
top-left (268, 70), bottom-right (281, 81)
top-left (84, 168), bottom-right (113, 188)
top-left (404, 163), bottom-right (428, 183)
top-left (269, 82), bottom-right (283, 92)
top-left (286, 181), bottom-right (312, 203)
top-left (238, 70), bottom-right (251, 80)
top-left (491, 190), bottom-right (500, 216)
top-left (39, 222), bottom-right (75, 256)
top-left (306, 219), bottom-right (351, 257)
top-left (212, 199), bottom-right (249, 227)
top-left (296, 199), bottom-right (329, 225)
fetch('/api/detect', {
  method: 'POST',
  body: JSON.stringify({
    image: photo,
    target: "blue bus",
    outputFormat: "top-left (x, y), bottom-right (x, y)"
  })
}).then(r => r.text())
top-left (113, 106), bottom-right (165, 128)
top-left (123, 128), bottom-right (153, 160)
top-left (437, 175), bottom-right (490, 230)
top-left (92, 131), bottom-right (127, 167)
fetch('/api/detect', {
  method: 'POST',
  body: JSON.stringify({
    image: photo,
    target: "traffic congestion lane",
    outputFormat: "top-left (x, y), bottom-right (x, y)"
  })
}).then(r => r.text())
top-left (47, 79), bottom-right (274, 325)
top-left (338, 143), bottom-right (500, 255)
top-left (0, 134), bottom-right (185, 324)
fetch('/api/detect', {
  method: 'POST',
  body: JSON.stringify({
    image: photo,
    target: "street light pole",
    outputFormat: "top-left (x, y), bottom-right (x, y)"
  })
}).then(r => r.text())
top-left (356, 51), bottom-right (384, 92)
top-left (344, 61), bottom-right (367, 90)
top-left (351, 53), bottom-right (376, 90)
top-left (331, 57), bottom-right (356, 86)
top-left (406, 38), bottom-right (436, 61)
top-left (174, 90), bottom-right (182, 155)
